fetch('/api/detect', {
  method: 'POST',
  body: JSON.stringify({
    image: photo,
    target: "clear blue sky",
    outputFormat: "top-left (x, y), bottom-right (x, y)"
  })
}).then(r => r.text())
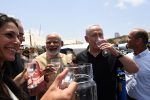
top-left (1, 0), bottom-right (150, 42)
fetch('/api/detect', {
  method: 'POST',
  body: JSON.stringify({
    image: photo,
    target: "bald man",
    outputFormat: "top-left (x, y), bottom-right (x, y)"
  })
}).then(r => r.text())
top-left (126, 28), bottom-right (150, 100)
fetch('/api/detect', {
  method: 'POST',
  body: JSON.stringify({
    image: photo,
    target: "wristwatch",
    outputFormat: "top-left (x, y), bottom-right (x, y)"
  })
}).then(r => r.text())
top-left (116, 52), bottom-right (124, 59)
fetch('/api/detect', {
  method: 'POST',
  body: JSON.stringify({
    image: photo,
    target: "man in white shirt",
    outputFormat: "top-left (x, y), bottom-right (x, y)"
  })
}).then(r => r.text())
top-left (126, 28), bottom-right (150, 100)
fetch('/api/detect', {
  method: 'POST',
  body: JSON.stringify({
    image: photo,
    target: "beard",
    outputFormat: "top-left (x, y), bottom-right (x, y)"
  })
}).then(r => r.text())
top-left (46, 48), bottom-right (60, 56)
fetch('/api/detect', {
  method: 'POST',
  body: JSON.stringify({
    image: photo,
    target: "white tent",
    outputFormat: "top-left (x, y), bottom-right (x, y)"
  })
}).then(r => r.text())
top-left (22, 33), bottom-right (45, 48)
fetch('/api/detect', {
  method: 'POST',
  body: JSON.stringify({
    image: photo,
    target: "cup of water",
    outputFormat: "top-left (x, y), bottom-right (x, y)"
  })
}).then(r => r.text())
top-left (43, 57), bottom-right (64, 86)
top-left (50, 58), bottom-right (63, 73)
top-left (25, 60), bottom-right (37, 89)
top-left (96, 37), bottom-right (110, 57)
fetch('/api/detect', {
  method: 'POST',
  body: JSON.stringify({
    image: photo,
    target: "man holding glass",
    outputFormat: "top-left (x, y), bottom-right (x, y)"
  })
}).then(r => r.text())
top-left (76, 24), bottom-right (139, 100)
top-left (126, 28), bottom-right (150, 100)
top-left (34, 33), bottom-right (70, 99)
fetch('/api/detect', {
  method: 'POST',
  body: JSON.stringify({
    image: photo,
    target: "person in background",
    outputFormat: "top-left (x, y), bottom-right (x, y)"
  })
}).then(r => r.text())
top-left (0, 13), bottom-right (77, 100)
top-left (126, 28), bottom-right (150, 100)
top-left (22, 47), bottom-right (30, 59)
top-left (60, 48), bottom-right (77, 63)
top-left (76, 24), bottom-right (139, 100)
top-left (147, 40), bottom-right (150, 50)
top-left (30, 33), bottom-right (72, 99)
top-left (29, 47), bottom-right (39, 59)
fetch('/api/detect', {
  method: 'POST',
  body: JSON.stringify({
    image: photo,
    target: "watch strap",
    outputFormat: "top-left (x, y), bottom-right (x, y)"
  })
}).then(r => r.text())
top-left (116, 53), bottom-right (124, 59)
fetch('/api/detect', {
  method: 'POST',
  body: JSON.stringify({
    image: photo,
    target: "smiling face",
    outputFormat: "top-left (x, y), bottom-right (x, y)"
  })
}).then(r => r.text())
top-left (0, 22), bottom-right (20, 63)
top-left (46, 34), bottom-right (62, 56)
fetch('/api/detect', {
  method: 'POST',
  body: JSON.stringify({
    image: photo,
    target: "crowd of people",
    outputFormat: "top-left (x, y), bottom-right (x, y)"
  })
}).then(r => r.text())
top-left (0, 13), bottom-right (77, 100)
top-left (0, 12), bottom-right (150, 100)
top-left (76, 24), bottom-right (139, 100)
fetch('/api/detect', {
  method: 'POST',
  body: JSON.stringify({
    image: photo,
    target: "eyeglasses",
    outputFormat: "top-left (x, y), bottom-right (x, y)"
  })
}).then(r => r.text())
top-left (0, 13), bottom-right (8, 26)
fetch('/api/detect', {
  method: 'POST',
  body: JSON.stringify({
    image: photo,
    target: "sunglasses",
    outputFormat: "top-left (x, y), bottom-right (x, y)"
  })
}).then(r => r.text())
top-left (0, 13), bottom-right (8, 26)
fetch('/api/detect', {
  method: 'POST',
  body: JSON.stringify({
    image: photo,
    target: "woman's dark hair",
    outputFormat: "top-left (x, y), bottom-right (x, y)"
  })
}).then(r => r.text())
top-left (0, 13), bottom-right (18, 28)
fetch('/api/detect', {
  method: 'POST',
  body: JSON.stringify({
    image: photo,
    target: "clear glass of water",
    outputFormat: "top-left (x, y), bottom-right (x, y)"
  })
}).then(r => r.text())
top-left (25, 60), bottom-right (37, 89)
top-left (50, 58), bottom-right (63, 73)
top-left (62, 63), bottom-right (98, 100)
top-left (96, 37), bottom-right (110, 57)
top-left (43, 57), bottom-right (63, 86)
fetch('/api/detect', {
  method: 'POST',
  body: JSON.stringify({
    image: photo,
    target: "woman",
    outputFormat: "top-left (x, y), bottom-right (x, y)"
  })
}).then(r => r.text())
top-left (0, 13), bottom-right (77, 100)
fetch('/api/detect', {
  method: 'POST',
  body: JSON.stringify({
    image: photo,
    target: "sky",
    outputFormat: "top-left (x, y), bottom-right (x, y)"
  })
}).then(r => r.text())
top-left (0, 0), bottom-right (150, 43)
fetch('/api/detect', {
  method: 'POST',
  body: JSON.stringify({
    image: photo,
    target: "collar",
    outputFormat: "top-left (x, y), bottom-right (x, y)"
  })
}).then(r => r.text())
top-left (134, 48), bottom-right (149, 58)
top-left (88, 48), bottom-right (100, 57)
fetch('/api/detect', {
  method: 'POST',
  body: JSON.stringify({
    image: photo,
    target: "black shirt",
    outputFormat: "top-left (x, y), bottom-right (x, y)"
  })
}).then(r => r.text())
top-left (76, 49), bottom-right (123, 100)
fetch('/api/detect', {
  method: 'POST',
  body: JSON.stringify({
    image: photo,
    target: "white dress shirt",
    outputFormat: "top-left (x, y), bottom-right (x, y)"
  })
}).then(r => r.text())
top-left (126, 49), bottom-right (150, 100)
